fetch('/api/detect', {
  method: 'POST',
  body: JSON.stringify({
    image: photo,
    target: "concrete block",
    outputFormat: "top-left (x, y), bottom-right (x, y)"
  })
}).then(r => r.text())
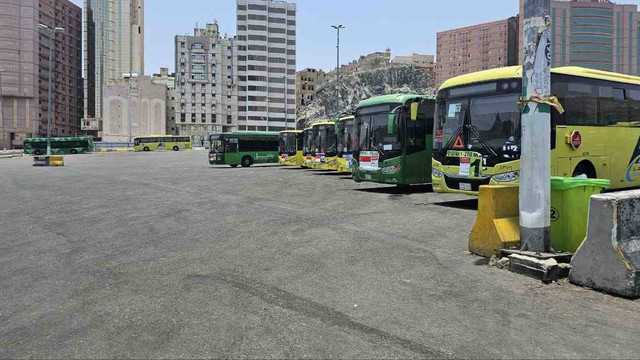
top-left (570, 190), bottom-right (640, 298)
top-left (509, 254), bottom-right (563, 282)
top-left (469, 185), bottom-right (520, 257)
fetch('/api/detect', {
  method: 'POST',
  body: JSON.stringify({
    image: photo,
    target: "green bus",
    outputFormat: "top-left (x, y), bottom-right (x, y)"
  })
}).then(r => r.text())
top-left (352, 94), bottom-right (436, 186)
top-left (23, 137), bottom-right (94, 155)
top-left (209, 131), bottom-right (280, 167)
top-left (133, 135), bottom-right (192, 152)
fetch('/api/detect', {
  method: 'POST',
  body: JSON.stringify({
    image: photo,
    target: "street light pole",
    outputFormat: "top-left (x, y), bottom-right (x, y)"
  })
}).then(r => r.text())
top-left (39, 24), bottom-right (65, 157)
top-left (0, 69), bottom-right (5, 151)
top-left (331, 25), bottom-right (345, 116)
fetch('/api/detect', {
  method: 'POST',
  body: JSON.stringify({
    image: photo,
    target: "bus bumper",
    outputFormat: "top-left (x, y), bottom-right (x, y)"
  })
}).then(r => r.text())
top-left (322, 157), bottom-right (339, 171)
top-left (431, 159), bottom-right (519, 196)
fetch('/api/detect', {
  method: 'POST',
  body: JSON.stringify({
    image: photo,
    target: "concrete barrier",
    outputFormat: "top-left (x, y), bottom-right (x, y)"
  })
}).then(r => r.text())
top-left (469, 185), bottom-right (521, 257)
top-left (0, 150), bottom-right (24, 159)
top-left (570, 190), bottom-right (640, 298)
top-left (32, 155), bottom-right (64, 167)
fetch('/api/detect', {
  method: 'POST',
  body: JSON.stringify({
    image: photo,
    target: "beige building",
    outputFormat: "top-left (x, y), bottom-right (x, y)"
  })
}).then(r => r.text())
top-left (101, 75), bottom-right (166, 142)
top-left (84, 0), bottom-right (145, 128)
top-left (0, 0), bottom-right (83, 149)
top-left (519, 0), bottom-right (640, 75)
top-left (152, 67), bottom-right (176, 135)
top-left (392, 53), bottom-right (435, 71)
top-left (296, 68), bottom-right (317, 106)
top-left (435, 17), bottom-right (520, 89)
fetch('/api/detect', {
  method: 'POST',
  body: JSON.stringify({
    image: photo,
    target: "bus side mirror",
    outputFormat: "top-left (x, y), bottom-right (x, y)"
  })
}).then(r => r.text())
top-left (388, 113), bottom-right (397, 134)
top-left (410, 102), bottom-right (419, 121)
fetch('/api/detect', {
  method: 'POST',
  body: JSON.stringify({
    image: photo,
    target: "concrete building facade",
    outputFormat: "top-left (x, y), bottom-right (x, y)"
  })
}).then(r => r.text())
top-left (152, 67), bottom-right (176, 135)
top-left (435, 17), bottom-right (520, 89)
top-left (236, 0), bottom-right (297, 132)
top-left (83, 0), bottom-right (144, 128)
top-left (392, 53), bottom-right (436, 71)
top-left (0, 0), bottom-right (83, 149)
top-left (519, 0), bottom-right (639, 75)
top-left (101, 75), bottom-right (165, 142)
top-left (295, 68), bottom-right (317, 106)
top-left (174, 22), bottom-right (237, 141)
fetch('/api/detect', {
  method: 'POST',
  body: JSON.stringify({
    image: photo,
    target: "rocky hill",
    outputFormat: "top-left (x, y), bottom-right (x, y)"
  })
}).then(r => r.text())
top-left (297, 64), bottom-right (435, 126)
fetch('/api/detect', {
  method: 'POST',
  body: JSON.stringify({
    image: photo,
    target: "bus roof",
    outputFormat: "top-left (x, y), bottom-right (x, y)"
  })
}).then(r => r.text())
top-left (133, 135), bottom-right (186, 138)
top-left (220, 131), bottom-right (280, 137)
top-left (279, 130), bottom-right (302, 134)
top-left (338, 114), bottom-right (355, 122)
top-left (439, 65), bottom-right (640, 91)
top-left (24, 137), bottom-right (92, 142)
top-left (312, 121), bottom-right (335, 127)
top-left (357, 93), bottom-right (436, 108)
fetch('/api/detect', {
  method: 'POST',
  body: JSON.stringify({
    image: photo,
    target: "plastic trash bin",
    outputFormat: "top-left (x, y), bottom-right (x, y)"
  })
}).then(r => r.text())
top-left (550, 176), bottom-right (610, 253)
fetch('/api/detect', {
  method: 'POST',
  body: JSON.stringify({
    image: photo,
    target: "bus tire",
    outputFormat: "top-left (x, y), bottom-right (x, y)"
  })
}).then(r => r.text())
top-left (572, 161), bottom-right (597, 179)
top-left (230, 164), bottom-right (238, 168)
top-left (173, 146), bottom-right (179, 151)
top-left (34, 150), bottom-right (41, 155)
top-left (143, 146), bottom-right (150, 152)
top-left (241, 156), bottom-right (253, 168)
top-left (70, 149), bottom-right (77, 154)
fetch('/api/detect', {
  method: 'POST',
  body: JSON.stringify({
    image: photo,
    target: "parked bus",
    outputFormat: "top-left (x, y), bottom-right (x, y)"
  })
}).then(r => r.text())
top-left (209, 131), bottom-right (279, 167)
top-left (432, 66), bottom-right (640, 195)
top-left (311, 121), bottom-right (337, 170)
top-left (278, 130), bottom-right (304, 166)
top-left (352, 94), bottom-right (436, 185)
top-left (133, 135), bottom-right (192, 152)
top-left (336, 114), bottom-right (356, 173)
top-left (23, 137), bottom-right (94, 155)
top-left (302, 127), bottom-right (314, 168)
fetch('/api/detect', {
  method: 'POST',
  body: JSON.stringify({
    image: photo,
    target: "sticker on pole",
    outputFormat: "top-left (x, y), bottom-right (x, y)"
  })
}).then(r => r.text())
top-left (570, 130), bottom-right (582, 150)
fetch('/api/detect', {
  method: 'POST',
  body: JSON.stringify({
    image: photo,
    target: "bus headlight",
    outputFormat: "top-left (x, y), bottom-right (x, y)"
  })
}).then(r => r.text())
top-left (432, 169), bottom-right (444, 178)
top-left (493, 171), bottom-right (520, 183)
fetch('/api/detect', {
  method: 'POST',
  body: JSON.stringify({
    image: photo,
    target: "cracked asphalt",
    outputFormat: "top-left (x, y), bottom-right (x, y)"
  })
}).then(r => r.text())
top-left (1, 150), bottom-right (639, 359)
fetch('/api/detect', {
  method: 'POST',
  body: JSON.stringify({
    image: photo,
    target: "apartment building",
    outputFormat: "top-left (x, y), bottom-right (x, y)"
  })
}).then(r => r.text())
top-left (84, 0), bottom-right (144, 129)
top-left (519, 0), bottom-right (640, 75)
top-left (236, 0), bottom-right (297, 132)
top-left (296, 68), bottom-right (317, 106)
top-left (392, 53), bottom-right (436, 71)
top-left (435, 17), bottom-right (520, 89)
top-left (174, 22), bottom-right (237, 142)
top-left (0, 0), bottom-right (83, 148)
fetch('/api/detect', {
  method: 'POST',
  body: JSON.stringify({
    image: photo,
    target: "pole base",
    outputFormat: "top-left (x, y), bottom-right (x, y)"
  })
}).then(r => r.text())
top-left (501, 249), bottom-right (572, 283)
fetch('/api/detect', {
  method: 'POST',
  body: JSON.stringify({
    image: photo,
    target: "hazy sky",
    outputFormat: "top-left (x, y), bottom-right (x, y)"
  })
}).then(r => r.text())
top-left (70, 0), bottom-right (640, 75)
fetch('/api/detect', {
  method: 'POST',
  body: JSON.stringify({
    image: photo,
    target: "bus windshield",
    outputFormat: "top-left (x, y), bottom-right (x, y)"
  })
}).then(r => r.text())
top-left (303, 130), bottom-right (314, 155)
top-left (337, 119), bottom-right (355, 156)
top-left (279, 133), bottom-right (297, 156)
top-left (357, 104), bottom-right (402, 160)
top-left (436, 90), bottom-right (521, 163)
top-left (318, 125), bottom-right (337, 157)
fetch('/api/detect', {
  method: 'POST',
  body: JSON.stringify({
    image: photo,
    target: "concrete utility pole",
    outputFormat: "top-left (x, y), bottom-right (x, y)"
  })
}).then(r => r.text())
top-left (520, 0), bottom-right (552, 253)
top-left (0, 69), bottom-right (5, 150)
top-left (39, 24), bottom-right (65, 157)
top-left (331, 25), bottom-right (345, 116)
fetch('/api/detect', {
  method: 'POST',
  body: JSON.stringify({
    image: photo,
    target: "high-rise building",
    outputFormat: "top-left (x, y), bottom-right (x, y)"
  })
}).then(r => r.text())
top-left (0, 0), bottom-right (83, 149)
top-left (83, 0), bottom-right (144, 129)
top-left (295, 68), bottom-right (317, 107)
top-left (519, 0), bottom-right (639, 75)
top-left (174, 22), bottom-right (238, 142)
top-left (236, 0), bottom-right (297, 132)
top-left (435, 17), bottom-right (520, 89)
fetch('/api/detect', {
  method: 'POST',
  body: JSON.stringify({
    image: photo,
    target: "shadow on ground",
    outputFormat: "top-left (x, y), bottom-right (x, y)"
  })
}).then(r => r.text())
top-left (432, 199), bottom-right (478, 211)
top-left (355, 184), bottom-right (434, 195)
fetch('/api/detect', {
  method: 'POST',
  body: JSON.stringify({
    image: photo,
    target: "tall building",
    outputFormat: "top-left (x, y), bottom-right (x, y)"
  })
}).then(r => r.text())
top-left (236, 0), bottom-right (297, 132)
top-left (435, 17), bottom-right (520, 89)
top-left (295, 68), bottom-right (317, 106)
top-left (174, 22), bottom-right (238, 141)
top-left (83, 0), bottom-right (144, 129)
top-left (519, 0), bottom-right (639, 75)
top-left (0, 0), bottom-right (83, 149)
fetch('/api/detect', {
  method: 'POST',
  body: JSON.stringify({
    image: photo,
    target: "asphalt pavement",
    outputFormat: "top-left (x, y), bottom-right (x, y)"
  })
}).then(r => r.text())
top-left (1, 150), bottom-right (639, 358)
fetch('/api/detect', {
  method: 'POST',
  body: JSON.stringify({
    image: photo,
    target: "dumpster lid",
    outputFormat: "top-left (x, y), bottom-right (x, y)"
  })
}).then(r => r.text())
top-left (550, 176), bottom-right (610, 190)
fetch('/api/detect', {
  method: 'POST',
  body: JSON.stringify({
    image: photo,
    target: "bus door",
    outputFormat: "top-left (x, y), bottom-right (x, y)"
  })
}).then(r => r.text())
top-left (404, 111), bottom-right (427, 183)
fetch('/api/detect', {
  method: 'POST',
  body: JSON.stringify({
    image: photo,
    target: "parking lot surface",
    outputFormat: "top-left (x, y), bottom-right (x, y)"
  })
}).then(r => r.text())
top-left (1, 151), bottom-right (639, 358)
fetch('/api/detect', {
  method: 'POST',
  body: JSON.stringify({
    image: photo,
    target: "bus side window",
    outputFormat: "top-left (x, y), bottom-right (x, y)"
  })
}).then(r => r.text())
top-left (406, 116), bottom-right (426, 155)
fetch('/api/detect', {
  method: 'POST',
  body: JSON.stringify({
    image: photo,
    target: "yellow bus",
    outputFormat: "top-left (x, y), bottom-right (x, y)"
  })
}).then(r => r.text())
top-left (278, 130), bottom-right (304, 166)
top-left (432, 66), bottom-right (640, 195)
top-left (309, 121), bottom-right (337, 170)
top-left (134, 135), bottom-right (192, 152)
top-left (302, 127), bottom-right (314, 168)
top-left (335, 114), bottom-right (356, 172)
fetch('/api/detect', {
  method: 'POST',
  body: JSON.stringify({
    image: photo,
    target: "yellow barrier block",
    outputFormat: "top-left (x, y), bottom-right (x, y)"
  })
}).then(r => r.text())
top-left (49, 155), bottom-right (64, 167)
top-left (469, 184), bottom-right (520, 257)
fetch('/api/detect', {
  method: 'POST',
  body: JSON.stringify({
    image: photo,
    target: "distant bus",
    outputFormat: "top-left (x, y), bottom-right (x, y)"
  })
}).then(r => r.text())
top-left (133, 136), bottom-right (192, 152)
top-left (336, 114), bottom-right (356, 173)
top-left (209, 131), bottom-right (280, 167)
top-left (301, 127), bottom-right (314, 168)
top-left (311, 121), bottom-right (337, 170)
top-left (23, 137), bottom-right (94, 155)
top-left (278, 130), bottom-right (304, 166)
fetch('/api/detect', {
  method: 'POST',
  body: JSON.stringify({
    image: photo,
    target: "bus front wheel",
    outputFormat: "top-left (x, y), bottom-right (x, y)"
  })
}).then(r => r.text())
top-left (173, 146), bottom-right (179, 151)
top-left (241, 156), bottom-right (253, 168)
top-left (230, 164), bottom-right (238, 168)
top-left (143, 147), bottom-right (150, 152)
top-left (70, 149), bottom-right (77, 154)
top-left (34, 150), bottom-right (42, 155)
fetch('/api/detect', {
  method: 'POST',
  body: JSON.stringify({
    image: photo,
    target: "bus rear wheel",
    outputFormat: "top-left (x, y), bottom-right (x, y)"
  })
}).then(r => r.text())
top-left (173, 146), bottom-right (179, 151)
top-left (230, 164), bottom-right (238, 168)
top-left (34, 150), bottom-right (42, 155)
top-left (241, 156), bottom-right (253, 168)
top-left (143, 147), bottom-right (150, 152)
top-left (70, 149), bottom-right (77, 154)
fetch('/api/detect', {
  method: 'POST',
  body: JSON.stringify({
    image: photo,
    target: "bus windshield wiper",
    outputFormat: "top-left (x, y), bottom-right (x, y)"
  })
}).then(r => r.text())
top-left (369, 138), bottom-right (385, 156)
top-left (469, 125), bottom-right (498, 157)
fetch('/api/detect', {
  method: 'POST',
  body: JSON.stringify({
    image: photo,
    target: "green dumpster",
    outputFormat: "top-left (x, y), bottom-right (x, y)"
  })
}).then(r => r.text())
top-left (550, 176), bottom-right (610, 253)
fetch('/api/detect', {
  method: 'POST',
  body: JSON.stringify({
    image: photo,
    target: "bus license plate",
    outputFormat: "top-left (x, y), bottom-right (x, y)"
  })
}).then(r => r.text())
top-left (459, 183), bottom-right (472, 191)
top-left (365, 174), bottom-right (372, 180)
